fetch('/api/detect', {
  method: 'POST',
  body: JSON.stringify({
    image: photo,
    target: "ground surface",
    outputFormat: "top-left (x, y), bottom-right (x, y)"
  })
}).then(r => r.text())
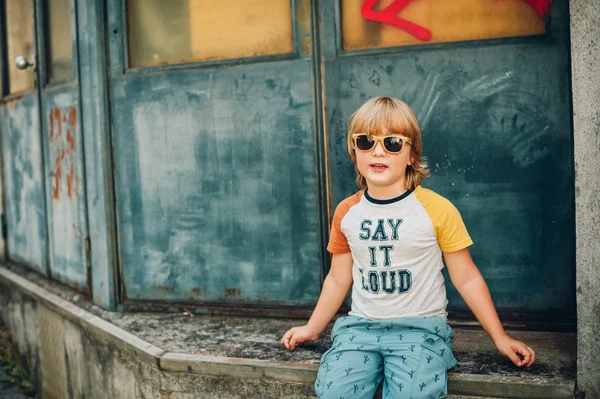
top-left (0, 329), bottom-right (35, 399)
top-left (0, 366), bottom-right (34, 399)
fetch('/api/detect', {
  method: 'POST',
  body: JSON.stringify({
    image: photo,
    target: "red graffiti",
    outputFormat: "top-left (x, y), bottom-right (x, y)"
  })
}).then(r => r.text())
top-left (521, 0), bottom-right (552, 17)
top-left (361, 0), bottom-right (432, 41)
top-left (49, 106), bottom-right (79, 201)
top-left (361, 0), bottom-right (552, 41)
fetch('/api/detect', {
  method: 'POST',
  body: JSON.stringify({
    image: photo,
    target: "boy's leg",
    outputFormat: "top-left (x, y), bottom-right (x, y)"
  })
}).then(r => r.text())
top-left (380, 317), bottom-right (456, 399)
top-left (315, 316), bottom-right (384, 399)
top-left (381, 348), bottom-right (446, 399)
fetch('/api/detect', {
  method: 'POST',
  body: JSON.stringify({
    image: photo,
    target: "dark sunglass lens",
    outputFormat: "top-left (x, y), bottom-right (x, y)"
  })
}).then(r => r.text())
top-left (384, 137), bottom-right (403, 153)
top-left (356, 135), bottom-right (375, 150)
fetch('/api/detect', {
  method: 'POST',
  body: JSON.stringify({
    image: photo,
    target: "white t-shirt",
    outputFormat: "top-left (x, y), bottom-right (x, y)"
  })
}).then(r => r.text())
top-left (327, 186), bottom-right (473, 320)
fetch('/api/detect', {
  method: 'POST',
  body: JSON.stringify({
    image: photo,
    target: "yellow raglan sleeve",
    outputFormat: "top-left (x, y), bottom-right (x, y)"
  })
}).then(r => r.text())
top-left (435, 200), bottom-right (473, 252)
top-left (415, 187), bottom-right (473, 252)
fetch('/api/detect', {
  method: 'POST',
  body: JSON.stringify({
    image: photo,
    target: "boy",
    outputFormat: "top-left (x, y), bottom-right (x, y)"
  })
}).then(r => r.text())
top-left (281, 97), bottom-right (535, 398)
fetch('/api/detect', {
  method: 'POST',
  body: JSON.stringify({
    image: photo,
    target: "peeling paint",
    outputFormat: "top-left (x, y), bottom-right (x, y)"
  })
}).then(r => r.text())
top-left (188, 287), bottom-right (203, 296)
top-left (43, 89), bottom-right (89, 291)
top-left (1, 96), bottom-right (47, 273)
top-left (49, 106), bottom-right (79, 201)
top-left (224, 288), bottom-right (242, 298)
top-left (297, 0), bottom-right (313, 56)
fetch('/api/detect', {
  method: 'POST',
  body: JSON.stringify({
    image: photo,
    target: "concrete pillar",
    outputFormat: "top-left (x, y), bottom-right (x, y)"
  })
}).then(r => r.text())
top-left (571, 0), bottom-right (600, 397)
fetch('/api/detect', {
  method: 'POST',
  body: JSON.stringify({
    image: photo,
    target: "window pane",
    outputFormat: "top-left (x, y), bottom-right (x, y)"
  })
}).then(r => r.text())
top-left (343, 0), bottom-right (547, 51)
top-left (47, 0), bottom-right (73, 82)
top-left (6, 0), bottom-right (35, 94)
top-left (127, 0), bottom-right (293, 68)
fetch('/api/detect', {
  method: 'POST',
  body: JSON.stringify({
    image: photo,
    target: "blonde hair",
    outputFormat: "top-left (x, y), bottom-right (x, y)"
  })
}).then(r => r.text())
top-left (346, 96), bottom-right (429, 190)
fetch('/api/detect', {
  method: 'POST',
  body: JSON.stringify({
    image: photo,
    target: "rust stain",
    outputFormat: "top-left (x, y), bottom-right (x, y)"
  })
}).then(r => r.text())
top-left (69, 107), bottom-right (76, 127)
top-left (66, 129), bottom-right (75, 152)
top-left (189, 287), bottom-right (203, 295)
top-left (224, 287), bottom-right (242, 298)
top-left (49, 105), bottom-right (79, 201)
top-left (67, 163), bottom-right (76, 198)
top-left (53, 170), bottom-right (61, 199)
top-left (154, 285), bottom-right (173, 292)
top-left (51, 107), bottom-right (62, 141)
top-left (52, 148), bottom-right (66, 200)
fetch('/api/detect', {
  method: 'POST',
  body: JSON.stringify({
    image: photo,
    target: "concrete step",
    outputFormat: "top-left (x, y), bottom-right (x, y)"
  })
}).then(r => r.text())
top-left (0, 263), bottom-right (575, 399)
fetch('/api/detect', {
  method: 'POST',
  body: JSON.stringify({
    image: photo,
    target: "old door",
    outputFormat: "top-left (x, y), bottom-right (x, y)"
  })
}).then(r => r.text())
top-left (321, 0), bottom-right (574, 320)
top-left (0, 0), bottom-right (90, 292)
top-left (108, 1), bottom-right (323, 307)
top-left (1, 0), bottom-right (48, 274)
top-left (38, 0), bottom-right (90, 292)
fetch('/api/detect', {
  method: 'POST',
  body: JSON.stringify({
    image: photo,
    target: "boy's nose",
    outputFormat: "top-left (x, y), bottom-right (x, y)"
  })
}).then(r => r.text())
top-left (372, 141), bottom-right (386, 156)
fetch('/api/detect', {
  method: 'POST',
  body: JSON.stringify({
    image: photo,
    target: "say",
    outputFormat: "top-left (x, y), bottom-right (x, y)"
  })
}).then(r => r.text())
top-left (359, 218), bottom-right (403, 241)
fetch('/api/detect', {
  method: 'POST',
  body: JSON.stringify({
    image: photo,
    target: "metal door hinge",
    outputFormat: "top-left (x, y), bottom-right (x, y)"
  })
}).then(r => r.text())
top-left (1, 214), bottom-right (6, 240)
top-left (85, 236), bottom-right (92, 264)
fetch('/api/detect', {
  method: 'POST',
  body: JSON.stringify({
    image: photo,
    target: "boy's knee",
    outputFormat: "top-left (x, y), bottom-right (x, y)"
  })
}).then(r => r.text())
top-left (316, 383), bottom-right (380, 399)
top-left (316, 389), bottom-right (338, 399)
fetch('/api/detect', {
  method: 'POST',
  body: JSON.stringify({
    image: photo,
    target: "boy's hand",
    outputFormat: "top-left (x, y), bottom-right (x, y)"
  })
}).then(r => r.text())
top-left (493, 334), bottom-right (536, 367)
top-left (281, 325), bottom-right (321, 350)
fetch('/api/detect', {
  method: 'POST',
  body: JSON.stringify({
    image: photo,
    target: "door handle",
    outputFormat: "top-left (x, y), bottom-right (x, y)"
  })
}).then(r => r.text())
top-left (15, 56), bottom-right (34, 70)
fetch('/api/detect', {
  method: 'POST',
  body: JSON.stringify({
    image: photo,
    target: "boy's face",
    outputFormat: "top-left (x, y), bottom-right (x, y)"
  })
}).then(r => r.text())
top-left (355, 133), bottom-right (412, 197)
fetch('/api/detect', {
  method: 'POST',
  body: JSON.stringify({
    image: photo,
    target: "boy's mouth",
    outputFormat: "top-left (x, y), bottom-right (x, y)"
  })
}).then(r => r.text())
top-left (369, 163), bottom-right (388, 172)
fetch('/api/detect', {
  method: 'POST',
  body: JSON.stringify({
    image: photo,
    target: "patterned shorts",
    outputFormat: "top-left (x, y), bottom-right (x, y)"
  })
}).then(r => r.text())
top-left (315, 315), bottom-right (457, 399)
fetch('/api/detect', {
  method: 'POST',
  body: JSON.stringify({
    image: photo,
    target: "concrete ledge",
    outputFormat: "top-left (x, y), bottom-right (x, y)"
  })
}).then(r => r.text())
top-left (448, 373), bottom-right (574, 399)
top-left (0, 267), bottom-right (165, 368)
top-left (0, 265), bottom-right (576, 398)
top-left (160, 353), bottom-right (318, 383)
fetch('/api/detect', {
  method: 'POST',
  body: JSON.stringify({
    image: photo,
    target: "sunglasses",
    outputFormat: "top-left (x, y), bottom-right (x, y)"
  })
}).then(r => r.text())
top-left (352, 133), bottom-right (412, 154)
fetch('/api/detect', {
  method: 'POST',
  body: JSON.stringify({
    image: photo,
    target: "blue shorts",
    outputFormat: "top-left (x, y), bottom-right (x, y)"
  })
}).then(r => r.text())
top-left (315, 315), bottom-right (457, 399)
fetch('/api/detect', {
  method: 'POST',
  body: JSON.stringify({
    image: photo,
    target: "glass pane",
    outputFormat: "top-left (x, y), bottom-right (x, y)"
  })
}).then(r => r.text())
top-left (47, 0), bottom-right (73, 82)
top-left (343, 0), bottom-right (547, 51)
top-left (127, 0), bottom-right (293, 68)
top-left (6, 0), bottom-right (35, 94)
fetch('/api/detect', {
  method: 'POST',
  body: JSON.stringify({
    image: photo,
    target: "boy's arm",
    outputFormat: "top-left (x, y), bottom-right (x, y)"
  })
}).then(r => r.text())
top-left (444, 248), bottom-right (536, 367)
top-left (281, 252), bottom-right (353, 350)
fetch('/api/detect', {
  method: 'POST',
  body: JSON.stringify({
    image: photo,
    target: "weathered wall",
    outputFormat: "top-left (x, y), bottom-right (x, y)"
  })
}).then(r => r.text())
top-left (76, 0), bottom-right (122, 311)
top-left (0, 272), bottom-right (316, 399)
top-left (1, 97), bottom-right (47, 274)
top-left (571, 0), bottom-right (600, 397)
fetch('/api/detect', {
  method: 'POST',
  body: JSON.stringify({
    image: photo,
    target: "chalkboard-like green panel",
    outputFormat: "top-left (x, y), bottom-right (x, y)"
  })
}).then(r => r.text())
top-left (112, 60), bottom-right (321, 305)
top-left (325, 41), bottom-right (574, 315)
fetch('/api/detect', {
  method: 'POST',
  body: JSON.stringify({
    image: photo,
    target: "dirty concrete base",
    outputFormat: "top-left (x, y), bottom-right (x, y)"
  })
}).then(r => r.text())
top-left (0, 264), bottom-right (575, 399)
